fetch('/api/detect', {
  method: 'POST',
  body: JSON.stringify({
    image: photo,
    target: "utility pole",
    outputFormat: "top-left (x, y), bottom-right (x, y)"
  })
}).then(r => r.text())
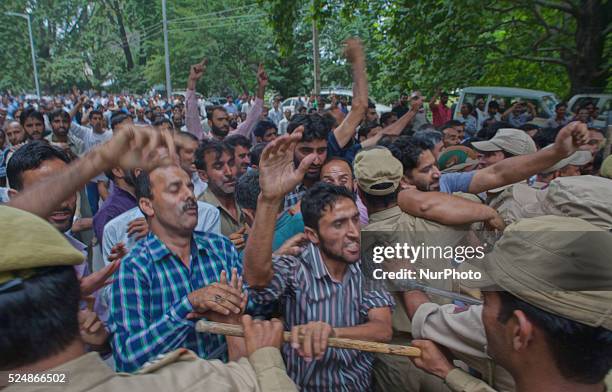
top-left (312, 19), bottom-right (321, 96)
top-left (161, 0), bottom-right (172, 101)
top-left (6, 12), bottom-right (40, 98)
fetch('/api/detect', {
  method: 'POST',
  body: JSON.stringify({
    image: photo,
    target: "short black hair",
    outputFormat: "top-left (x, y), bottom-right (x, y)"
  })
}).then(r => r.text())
top-left (287, 113), bottom-right (332, 142)
top-left (358, 121), bottom-right (380, 139)
top-left (7, 141), bottom-right (70, 191)
top-left (152, 116), bottom-right (173, 129)
top-left (89, 109), bottom-right (104, 118)
top-left (19, 108), bottom-right (44, 126)
top-left (497, 291), bottom-right (612, 384)
top-left (440, 120), bottom-right (464, 130)
top-left (194, 139), bottom-right (231, 171)
top-left (301, 182), bottom-right (355, 230)
top-left (254, 120), bottom-right (277, 138)
top-left (224, 134), bottom-right (252, 150)
top-left (367, 101), bottom-right (376, 109)
top-left (555, 102), bottom-right (568, 110)
top-left (48, 109), bottom-right (70, 123)
top-left (488, 101), bottom-right (500, 110)
top-left (380, 111), bottom-right (397, 126)
top-left (389, 136), bottom-right (428, 173)
top-left (412, 130), bottom-right (443, 150)
top-left (0, 266), bottom-right (80, 370)
top-left (110, 112), bottom-right (131, 130)
top-left (249, 142), bottom-right (267, 167)
top-left (174, 131), bottom-right (199, 154)
top-left (235, 170), bottom-right (260, 210)
top-left (206, 105), bottom-right (227, 119)
top-left (135, 169), bottom-right (152, 201)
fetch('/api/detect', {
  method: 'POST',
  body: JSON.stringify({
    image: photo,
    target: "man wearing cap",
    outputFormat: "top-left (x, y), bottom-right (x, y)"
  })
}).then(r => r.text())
top-left (353, 146), bottom-right (507, 392)
top-left (391, 122), bottom-right (589, 221)
top-left (472, 128), bottom-right (537, 169)
top-left (410, 215), bottom-right (612, 392)
top-left (536, 148), bottom-right (592, 184)
top-left (243, 132), bottom-right (395, 391)
top-left (0, 208), bottom-right (297, 392)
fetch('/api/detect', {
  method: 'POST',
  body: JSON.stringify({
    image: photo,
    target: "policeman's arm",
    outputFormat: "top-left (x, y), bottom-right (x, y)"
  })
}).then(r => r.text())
top-left (468, 121), bottom-right (589, 194)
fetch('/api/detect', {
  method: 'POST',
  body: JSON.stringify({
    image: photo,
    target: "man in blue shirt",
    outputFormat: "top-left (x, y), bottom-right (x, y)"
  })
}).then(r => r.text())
top-left (389, 121), bottom-right (590, 197)
top-left (109, 164), bottom-right (247, 372)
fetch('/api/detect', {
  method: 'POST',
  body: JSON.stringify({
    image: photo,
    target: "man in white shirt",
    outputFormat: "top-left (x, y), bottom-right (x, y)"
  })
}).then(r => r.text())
top-left (278, 108), bottom-right (292, 135)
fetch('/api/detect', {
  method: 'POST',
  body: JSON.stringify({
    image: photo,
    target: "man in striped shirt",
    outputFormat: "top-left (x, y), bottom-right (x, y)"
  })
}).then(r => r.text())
top-left (109, 164), bottom-right (248, 372)
top-left (243, 132), bottom-right (395, 391)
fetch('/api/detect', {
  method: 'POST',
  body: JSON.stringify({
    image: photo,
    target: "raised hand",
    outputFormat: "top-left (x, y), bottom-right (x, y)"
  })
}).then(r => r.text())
top-left (96, 124), bottom-right (177, 173)
top-left (553, 121), bottom-right (589, 157)
top-left (259, 127), bottom-right (316, 201)
top-left (342, 37), bottom-right (364, 63)
top-left (242, 315), bottom-right (285, 356)
top-left (188, 58), bottom-right (208, 89)
top-left (256, 63), bottom-right (268, 89)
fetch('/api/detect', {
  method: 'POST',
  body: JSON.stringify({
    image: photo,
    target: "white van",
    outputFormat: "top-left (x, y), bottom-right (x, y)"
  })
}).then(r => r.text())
top-left (454, 86), bottom-right (560, 127)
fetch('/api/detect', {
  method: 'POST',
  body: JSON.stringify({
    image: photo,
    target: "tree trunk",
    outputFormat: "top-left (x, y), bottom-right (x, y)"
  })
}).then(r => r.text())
top-left (565, 0), bottom-right (608, 95)
top-left (104, 0), bottom-right (135, 71)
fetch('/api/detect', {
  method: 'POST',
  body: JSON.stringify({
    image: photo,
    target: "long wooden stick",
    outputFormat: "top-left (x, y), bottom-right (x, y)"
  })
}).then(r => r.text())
top-left (196, 320), bottom-right (421, 357)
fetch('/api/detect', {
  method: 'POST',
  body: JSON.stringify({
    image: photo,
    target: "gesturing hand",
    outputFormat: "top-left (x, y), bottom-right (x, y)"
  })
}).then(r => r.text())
top-left (78, 309), bottom-right (109, 347)
top-left (342, 37), bottom-right (364, 63)
top-left (256, 63), bottom-right (268, 89)
top-left (242, 315), bottom-right (284, 356)
top-left (553, 121), bottom-right (589, 157)
top-left (80, 259), bottom-right (120, 298)
top-left (290, 321), bottom-right (335, 361)
top-left (189, 58), bottom-right (208, 82)
top-left (259, 127), bottom-right (316, 201)
top-left (187, 269), bottom-right (247, 320)
top-left (97, 124), bottom-right (176, 173)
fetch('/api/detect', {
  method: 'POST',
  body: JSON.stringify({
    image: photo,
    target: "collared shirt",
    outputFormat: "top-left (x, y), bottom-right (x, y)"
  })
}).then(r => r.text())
top-left (284, 184), bottom-right (307, 210)
top-left (192, 172), bottom-right (208, 199)
top-left (102, 202), bottom-right (221, 263)
top-left (507, 112), bottom-right (533, 128)
top-left (109, 230), bottom-right (242, 372)
top-left (44, 132), bottom-right (85, 158)
top-left (93, 183), bottom-right (138, 241)
top-left (545, 115), bottom-right (571, 128)
top-left (199, 189), bottom-right (244, 237)
top-left (248, 243), bottom-right (395, 391)
top-left (457, 115), bottom-right (478, 137)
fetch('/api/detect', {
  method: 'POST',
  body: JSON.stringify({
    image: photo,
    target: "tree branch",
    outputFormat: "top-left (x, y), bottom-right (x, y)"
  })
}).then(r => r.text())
top-left (533, 0), bottom-right (576, 15)
top-left (515, 55), bottom-right (569, 67)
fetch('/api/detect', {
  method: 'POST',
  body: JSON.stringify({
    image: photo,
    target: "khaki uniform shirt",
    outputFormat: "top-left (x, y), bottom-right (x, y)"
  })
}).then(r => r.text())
top-left (363, 206), bottom-right (469, 333)
top-left (6, 347), bottom-right (297, 392)
top-left (412, 303), bottom-right (515, 391)
top-left (199, 188), bottom-right (244, 237)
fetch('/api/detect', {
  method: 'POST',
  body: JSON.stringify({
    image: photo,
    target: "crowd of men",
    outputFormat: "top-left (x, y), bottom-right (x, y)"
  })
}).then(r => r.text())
top-left (1, 37), bottom-right (611, 392)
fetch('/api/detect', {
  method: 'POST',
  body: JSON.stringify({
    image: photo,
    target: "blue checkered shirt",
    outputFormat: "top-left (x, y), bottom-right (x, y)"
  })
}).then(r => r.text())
top-left (248, 243), bottom-right (395, 391)
top-left (109, 230), bottom-right (242, 372)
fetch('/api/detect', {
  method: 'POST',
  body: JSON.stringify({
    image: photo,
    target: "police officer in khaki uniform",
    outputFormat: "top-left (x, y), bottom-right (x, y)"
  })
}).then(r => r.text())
top-left (471, 128), bottom-right (537, 170)
top-left (410, 215), bottom-right (612, 392)
top-left (354, 147), bottom-right (483, 392)
top-left (0, 206), bottom-right (298, 392)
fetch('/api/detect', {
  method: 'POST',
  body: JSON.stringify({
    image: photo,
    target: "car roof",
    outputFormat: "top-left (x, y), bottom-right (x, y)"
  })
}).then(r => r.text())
top-left (570, 94), bottom-right (612, 99)
top-left (461, 86), bottom-right (556, 98)
top-left (320, 88), bottom-right (352, 96)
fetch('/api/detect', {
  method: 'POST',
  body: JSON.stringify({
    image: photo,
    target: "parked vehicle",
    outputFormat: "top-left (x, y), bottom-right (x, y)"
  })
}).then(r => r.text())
top-left (567, 94), bottom-right (611, 128)
top-left (453, 86), bottom-right (559, 127)
top-left (281, 89), bottom-right (392, 116)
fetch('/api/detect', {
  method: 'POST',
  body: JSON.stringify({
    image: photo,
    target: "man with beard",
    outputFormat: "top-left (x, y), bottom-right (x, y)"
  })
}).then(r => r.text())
top-left (225, 134), bottom-right (252, 178)
top-left (284, 116), bottom-right (329, 209)
top-left (19, 108), bottom-right (45, 141)
top-left (110, 164), bottom-right (248, 372)
top-left (243, 132), bottom-right (394, 391)
top-left (45, 109), bottom-right (84, 159)
top-left (185, 59), bottom-right (267, 143)
top-left (391, 121), bottom-right (589, 195)
top-left (196, 140), bottom-right (245, 243)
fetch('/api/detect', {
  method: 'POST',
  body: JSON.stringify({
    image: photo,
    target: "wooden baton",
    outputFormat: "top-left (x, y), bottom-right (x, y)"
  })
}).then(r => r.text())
top-left (196, 320), bottom-right (421, 357)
